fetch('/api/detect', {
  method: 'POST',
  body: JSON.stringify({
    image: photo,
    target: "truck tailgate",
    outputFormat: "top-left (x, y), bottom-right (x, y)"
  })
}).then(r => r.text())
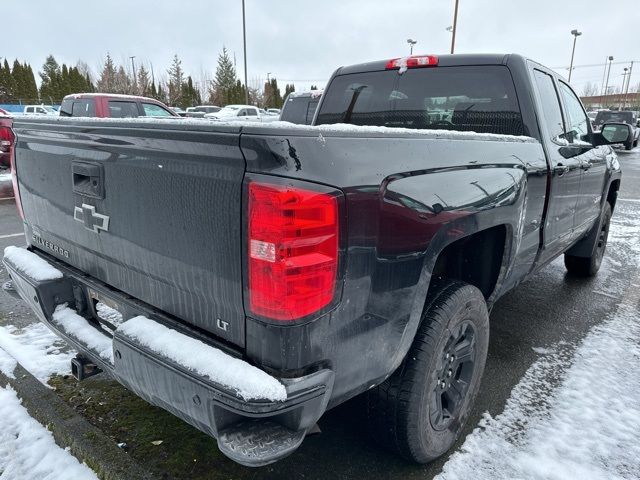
top-left (12, 119), bottom-right (247, 348)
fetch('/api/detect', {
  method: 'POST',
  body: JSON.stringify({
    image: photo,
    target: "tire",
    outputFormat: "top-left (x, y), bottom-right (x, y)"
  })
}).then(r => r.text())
top-left (625, 139), bottom-right (634, 150)
top-left (564, 202), bottom-right (612, 277)
top-left (366, 280), bottom-right (489, 463)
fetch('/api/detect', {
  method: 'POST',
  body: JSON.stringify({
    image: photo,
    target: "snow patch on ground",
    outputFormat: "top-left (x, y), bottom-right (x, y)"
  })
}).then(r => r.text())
top-left (117, 316), bottom-right (287, 402)
top-left (438, 305), bottom-right (640, 480)
top-left (438, 199), bottom-right (640, 480)
top-left (52, 305), bottom-right (113, 363)
top-left (3, 246), bottom-right (62, 281)
top-left (0, 323), bottom-right (74, 384)
top-left (0, 386), bottom-right (98, 479)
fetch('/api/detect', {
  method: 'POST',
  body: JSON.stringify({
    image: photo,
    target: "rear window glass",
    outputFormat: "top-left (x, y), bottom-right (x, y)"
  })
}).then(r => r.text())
top-left (594, 111), bottom-right (633, 125)
top-left (108, 101), bottom-right (139, 118)
top-left (281, 97), bottom-right (320, 125)
top-left (316, 66), bottom-right (524, 136)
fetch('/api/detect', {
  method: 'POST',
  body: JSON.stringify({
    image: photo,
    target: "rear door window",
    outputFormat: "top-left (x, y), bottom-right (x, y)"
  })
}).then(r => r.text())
top-left (532, 70), bottom-right (565, 140)
top-left (142, 103), bottom-right (173, 117)
top-left (246, 108), bottom-right (258, 116)
top-left (316, 65), bottom-right (524, 136)
top-left (108, 101), bottom-right (140, 118)
top-left (71, 99), bottom-right (96, 117)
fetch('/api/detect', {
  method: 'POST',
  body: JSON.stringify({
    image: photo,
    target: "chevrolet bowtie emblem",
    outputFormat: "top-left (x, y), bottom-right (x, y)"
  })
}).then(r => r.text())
top-left (74, 204), bottom-right (110, 233)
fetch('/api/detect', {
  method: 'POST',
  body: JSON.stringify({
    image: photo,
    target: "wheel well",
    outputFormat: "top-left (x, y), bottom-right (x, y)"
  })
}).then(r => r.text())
top-left (607, 179), bottom-right (620, 211)
top-left (431, 225), bottom-right (506, 299)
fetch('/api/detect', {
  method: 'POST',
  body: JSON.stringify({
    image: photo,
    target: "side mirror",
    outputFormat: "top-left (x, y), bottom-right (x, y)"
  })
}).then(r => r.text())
top-left (600, 123), bottom-right (631, 145)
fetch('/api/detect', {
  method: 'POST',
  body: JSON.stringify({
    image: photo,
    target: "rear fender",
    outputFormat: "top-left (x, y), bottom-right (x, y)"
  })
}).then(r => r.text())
top-left (379, 164), bottom-right (527, 374)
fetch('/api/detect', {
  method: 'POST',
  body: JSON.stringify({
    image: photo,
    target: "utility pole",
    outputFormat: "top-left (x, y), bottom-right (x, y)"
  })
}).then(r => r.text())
top-left (568, 29), bottom-right (581, 83)
top-left (407, 39), bottom-right (417, 55)
top-left (450, 0), bottom-right (460, 54)
top-left (242, 0), bottom-right (249, 105)
top-left (129, 56), bottom-right (137, 92)
top-left (600, 56), bottom-right (609, 97)
top-left (604, 56), bottom-right (614, 106)
top-left (622, 62), bottom-right (634, 110)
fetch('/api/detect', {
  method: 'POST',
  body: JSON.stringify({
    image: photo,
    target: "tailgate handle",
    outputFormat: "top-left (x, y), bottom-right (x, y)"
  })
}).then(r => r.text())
top-left (72, 162), bottom-right (104, 198)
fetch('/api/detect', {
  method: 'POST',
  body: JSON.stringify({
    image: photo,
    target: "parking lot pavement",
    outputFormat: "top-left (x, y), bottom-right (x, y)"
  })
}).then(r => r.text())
top-left (0, 148), bottom-right (639, 479)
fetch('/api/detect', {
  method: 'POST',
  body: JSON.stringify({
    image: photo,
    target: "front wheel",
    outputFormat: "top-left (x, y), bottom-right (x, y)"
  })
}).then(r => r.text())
top-left (366, 281), bottom-right (489, 463)
top-left (565, 202), bottom-right (612, 277)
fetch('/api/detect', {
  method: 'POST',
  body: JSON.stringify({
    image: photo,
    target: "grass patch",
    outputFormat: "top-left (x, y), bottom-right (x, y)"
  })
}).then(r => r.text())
top-left (48, 374), bottom-right (252, 480)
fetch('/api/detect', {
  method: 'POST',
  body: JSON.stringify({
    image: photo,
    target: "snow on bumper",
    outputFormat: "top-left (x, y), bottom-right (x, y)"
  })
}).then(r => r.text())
top-left (117, 316), bottom-right (287, 402)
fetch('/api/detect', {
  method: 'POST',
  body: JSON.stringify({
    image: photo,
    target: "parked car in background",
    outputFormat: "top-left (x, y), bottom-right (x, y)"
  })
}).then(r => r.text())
top-left (170, 106), bottom-right (187, 117)
top-left (185, 105), bottom-right (221, 118)
top-left (280, 90), bottom-right (323, 125)
top-left (59, 93), bottom-right (178, 118)
top-left (0, 114), bottom-right (14, 169)
top-left (267, 108), bottom-right (281, 115)
top-left (592, 110), bottom-right (639, 149)
top-left (205, 104), bottom-right (279, 123)
top-left (23, 104), bottom-right (58, 115)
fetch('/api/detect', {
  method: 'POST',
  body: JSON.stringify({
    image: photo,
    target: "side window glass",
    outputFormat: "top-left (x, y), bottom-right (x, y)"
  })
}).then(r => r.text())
top-left (247, 109), bottom-right (257, 116)
top-left (558, 82), bottom-right (589, 143)
top-left (108, 101), bottom-right (139, 118)
top-left (532, 69), bottom-right (565, 141)
top-left (142, 103), bottom-right (172, 117)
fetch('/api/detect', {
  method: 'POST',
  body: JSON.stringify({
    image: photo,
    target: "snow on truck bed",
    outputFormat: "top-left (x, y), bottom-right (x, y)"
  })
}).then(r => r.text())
top-left (14, 115), bottom-right (536, 143)
top-left (117, 316), bottom-right (287, 402)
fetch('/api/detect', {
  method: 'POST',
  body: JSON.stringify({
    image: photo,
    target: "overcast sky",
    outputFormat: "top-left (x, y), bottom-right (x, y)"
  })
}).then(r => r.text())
top-left (4, 0), bottom-right (639, 96)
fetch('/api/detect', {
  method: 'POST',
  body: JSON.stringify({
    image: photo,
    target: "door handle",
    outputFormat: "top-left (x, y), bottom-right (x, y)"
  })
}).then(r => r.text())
top-left (553, 163), bottom-right (570, 176)
top-left (580, 161), bottom-right (592, 171)
top-left (72, 162), bottom-right (104, 198)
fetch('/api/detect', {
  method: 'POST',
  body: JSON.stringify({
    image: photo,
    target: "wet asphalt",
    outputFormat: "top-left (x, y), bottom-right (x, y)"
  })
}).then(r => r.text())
top-left (0, 147), bottom-right (639, 479)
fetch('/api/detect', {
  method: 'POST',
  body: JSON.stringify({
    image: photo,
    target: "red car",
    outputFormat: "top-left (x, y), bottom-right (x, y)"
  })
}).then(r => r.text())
top-left (59, 93), bottom-right (178, 118)
top-left (0, 112), bottom-right (14, 169)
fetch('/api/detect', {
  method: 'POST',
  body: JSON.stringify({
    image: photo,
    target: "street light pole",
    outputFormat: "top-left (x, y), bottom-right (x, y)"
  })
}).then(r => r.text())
top-left (407, 39), bottom-right (417, 55)
top-left (568, 29), bottom-right (581, 83)
top-left (242, 0), bottom-right (249, 105)
top-left (450, 0), bottom-right (459, 54)
top-left (129, 56), bottom-right (137, 91)
top-left (604, 56), bottom-right (614, 104)
top-left (600, 56), bottom-right (609, 96)
top-left (620, 68), bottom-right (629, 109)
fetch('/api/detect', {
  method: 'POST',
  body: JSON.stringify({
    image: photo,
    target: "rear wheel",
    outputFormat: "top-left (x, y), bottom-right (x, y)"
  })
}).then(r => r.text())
top-left (565, 202), bottom-right (612, 277)
top-left (366, 281), bottom-right (489, 463)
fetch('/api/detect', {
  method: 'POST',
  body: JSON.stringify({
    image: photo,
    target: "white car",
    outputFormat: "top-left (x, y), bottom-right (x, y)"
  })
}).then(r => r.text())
top-left (205, 105), bottom-right (278, 123)
top-left (23, 105), bottom-right (58, 116)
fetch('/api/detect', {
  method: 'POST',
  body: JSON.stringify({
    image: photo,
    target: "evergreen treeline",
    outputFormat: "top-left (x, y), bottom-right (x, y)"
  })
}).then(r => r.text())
top-left (1, 49), bottom-right (299, 108)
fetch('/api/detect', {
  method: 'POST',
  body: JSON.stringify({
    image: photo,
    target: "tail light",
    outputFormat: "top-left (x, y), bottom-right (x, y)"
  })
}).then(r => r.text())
top-left (248, 181), bottom-right (339, 321)
top-left (0, 125), bottom-right (22, 219)
top-left (386, 55), bottom-right (439, 70)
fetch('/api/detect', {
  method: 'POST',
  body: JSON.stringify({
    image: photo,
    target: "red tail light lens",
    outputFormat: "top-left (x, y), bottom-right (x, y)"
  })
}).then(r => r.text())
top-left (248, 182), bottom-right (339, 321)
top-left (0, 126), bottom-right (22, 219)
top-left (386, 55), bottom-right (439, 70)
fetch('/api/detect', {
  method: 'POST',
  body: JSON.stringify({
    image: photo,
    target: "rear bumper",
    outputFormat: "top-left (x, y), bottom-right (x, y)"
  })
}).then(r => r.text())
top-left (2, 248), bottom-right (334, 467)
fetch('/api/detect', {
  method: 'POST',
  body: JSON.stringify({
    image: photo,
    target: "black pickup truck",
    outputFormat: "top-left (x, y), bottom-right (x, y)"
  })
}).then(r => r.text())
top-left (2, 54), bottom-right (629, 467)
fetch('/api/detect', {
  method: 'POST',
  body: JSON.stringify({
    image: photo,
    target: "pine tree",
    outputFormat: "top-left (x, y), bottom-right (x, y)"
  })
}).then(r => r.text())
top-left (113, 66), bottom-right (132, 94)
top-left (209, 47), bottom-right (237, 105)
top-left (156, 83), bottom-right (168, 103)
top-left (167, 54), bottom-right (184, 106)
top-left (0, 60), bottom-right (12, 102)
top-left (12, 60), bottom-right (25, 101)
top-left (137, 64), bottom-right (150, 96)
top-left (25, 63), bottom-right (39, 102)
top-left (96, 54), bottom-right (117, 93)
top-left (284, 83), bottom-right (295, 99)
top-left (39, 55), bottom-right (61, 102)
